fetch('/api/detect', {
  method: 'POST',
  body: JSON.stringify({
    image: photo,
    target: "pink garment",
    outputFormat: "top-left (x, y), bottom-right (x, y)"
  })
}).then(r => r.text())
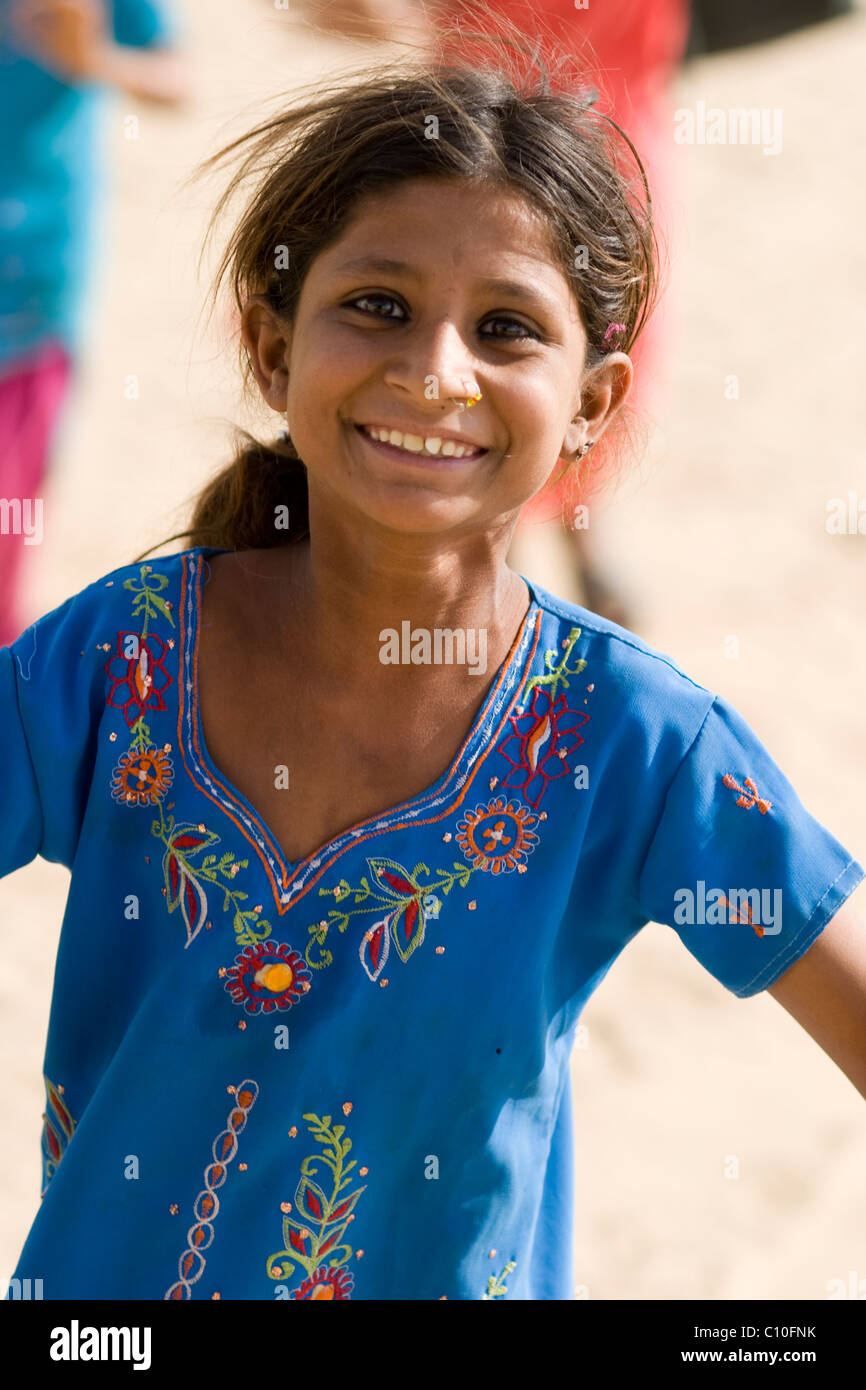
top-left (0, 340), bottom-right (72, 647)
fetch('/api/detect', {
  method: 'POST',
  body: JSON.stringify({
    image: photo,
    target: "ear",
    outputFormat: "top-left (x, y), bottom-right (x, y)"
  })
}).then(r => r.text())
top-left (561, 352), bottom-right (633, 458)
top-left (240, 295), bottom-right (293, 413)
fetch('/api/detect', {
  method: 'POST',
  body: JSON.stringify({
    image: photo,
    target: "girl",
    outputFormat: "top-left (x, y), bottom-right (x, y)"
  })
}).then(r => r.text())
top-left (4, 30), bottom-right (865, 1302)
top-left (309, 0), bottom-right (692, 624)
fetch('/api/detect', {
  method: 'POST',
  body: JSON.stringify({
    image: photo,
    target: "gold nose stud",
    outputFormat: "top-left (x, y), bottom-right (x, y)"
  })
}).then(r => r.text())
top-left (452, 385), bottom-right (482, 411)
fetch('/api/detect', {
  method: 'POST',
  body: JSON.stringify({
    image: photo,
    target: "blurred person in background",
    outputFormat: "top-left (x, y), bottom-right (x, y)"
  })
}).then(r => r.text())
top-left (0, 0), bottom-right (189, 648)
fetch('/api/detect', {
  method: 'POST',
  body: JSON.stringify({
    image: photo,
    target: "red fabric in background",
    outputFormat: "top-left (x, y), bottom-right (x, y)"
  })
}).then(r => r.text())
top-left (439, 0), bottom-right (691, 518)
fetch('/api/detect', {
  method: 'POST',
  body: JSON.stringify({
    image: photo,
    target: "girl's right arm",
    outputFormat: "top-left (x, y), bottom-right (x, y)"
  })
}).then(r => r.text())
top-left (0, 594), bottom-right (102, 878)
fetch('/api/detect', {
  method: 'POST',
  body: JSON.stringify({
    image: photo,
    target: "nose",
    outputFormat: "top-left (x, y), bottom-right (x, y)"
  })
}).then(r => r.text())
top-left (382, 316), bottom-right (480, 409)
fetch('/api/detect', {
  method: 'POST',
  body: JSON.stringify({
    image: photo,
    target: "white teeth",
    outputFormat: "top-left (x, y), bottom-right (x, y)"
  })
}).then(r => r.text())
top-left (363, 425), bottom-right (479, 459)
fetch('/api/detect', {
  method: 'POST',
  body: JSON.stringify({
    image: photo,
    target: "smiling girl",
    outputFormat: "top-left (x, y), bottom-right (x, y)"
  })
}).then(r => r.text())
top-left (3, 30), bottom-right (866, 1303)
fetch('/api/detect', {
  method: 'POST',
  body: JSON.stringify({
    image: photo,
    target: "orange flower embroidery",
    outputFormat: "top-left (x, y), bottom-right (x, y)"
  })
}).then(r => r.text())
top-left (719, 894), bottom-right (764, 939)
top-left (722, 774), bottom-right (772, 815)
top-left (111, 747), bottom-right (174, 805)
top-left (455, 798), bottom-right (540, 874)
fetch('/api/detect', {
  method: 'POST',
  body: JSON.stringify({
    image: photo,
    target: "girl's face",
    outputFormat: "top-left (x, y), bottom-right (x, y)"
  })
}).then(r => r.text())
top-left (244, 175), bottom-right (631, 538)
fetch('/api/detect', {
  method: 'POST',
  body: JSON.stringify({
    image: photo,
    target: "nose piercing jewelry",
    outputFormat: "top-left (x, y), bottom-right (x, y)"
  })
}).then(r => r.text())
top-left (448, 384), bottom-right (483, 411)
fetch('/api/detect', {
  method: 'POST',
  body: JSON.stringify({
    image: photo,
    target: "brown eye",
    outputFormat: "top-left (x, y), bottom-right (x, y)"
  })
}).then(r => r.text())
top-left (481, 316), bottom-right (540, 341)
top-left (345, 293), bottom-right (405, 320)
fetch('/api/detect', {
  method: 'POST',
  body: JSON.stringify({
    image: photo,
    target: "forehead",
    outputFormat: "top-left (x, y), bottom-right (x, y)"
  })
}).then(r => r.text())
top-left (311, 176), bottom-right (575, 305)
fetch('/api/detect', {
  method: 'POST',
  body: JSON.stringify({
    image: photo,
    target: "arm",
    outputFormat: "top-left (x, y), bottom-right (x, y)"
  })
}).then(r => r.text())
top-left (300, 0), bottom-right (437, 45)
top-left (84, 35), bottom-right (189, 104)
top-left (10, 0), bottom-right (190, 105)
top-left (767, 879), bottom-right (866, 1101)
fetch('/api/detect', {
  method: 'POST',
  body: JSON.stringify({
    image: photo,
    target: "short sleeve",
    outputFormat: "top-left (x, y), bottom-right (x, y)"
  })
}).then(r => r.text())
top-left (636, 694), bottom-right (865, 997)
top-left (0, 643), bottom-right (44, 876)
top-left (110, 0), bottom-right (182, 48)
top-left (1, 595), bottom-right (102, 877)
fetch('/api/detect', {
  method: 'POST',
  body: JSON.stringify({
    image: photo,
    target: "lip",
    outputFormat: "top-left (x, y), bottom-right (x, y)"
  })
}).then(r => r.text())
top-left (352, 422), bottom-right (489, 465)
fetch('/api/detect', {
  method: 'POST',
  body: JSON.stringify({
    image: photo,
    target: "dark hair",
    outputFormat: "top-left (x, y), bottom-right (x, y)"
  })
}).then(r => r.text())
top-left (171, 3), bottom-right (659, 554)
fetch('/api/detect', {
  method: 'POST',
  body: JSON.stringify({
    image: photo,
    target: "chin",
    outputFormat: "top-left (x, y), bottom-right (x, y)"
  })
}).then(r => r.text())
top-left (361, 497), bottom-right (480, 537)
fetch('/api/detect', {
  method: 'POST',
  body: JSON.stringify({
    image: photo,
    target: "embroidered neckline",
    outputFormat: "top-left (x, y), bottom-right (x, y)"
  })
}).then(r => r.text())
top-left (177, 548), bottom-right (542, 913)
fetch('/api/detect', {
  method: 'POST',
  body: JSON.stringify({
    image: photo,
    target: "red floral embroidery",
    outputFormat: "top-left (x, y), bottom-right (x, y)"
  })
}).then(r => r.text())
top-left (162, 822), bottom-right (220, 947)
top-left (224, 941), bottom-right (311, 1013)
top-left (455, 797), bottom-right (539, 873)
top-left (267, 1112), bottom-right (367, 1298)
top-left (498, 686), bottom-right (589, 808)
top-left (290, 1265), bottom-right (354, 1300)
top-left (41, 1077), bottom-right (76, 1196)
top-left (153, 806), bottom-right (272, 951)
top-left (307, 858), bottom-right (474, 981)
top-left (105, 632), bottom-right (173, 727)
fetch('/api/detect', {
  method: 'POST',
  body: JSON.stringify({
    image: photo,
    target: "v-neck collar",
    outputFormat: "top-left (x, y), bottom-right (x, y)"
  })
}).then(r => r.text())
top-left (176, 547), bottom-right (542, 913)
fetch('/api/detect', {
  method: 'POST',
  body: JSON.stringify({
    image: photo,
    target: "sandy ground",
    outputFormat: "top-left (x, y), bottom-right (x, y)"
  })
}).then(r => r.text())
top-left (2, 0), bottom-right (865, 1299)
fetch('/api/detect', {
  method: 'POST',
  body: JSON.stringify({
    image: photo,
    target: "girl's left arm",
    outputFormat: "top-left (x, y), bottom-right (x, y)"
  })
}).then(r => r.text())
top-left (768, 880), bottom-right (866, 1101)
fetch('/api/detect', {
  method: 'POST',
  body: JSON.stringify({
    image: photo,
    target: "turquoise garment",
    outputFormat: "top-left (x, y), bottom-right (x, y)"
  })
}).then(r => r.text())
top-left (3, 547), bottom-right (862, 1300)
top-left (0, 0), bottom-right (176, 371)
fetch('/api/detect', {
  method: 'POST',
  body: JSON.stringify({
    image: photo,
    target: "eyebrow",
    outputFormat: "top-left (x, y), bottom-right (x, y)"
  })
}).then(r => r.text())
top-left (331, 255), bottom-right (561, 315)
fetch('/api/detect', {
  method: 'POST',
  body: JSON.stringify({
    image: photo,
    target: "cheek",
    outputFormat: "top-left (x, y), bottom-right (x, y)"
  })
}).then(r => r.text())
top-left (285, 318), bottom-right (347, 399)
top-left (294, 317), bottom-right (380, 391)
top-left (495, 385), bottom-right (571, 494)
top-left (286, 346), bottom-right (355, 444)
top-left (503, 379), bottom-right (568, 456)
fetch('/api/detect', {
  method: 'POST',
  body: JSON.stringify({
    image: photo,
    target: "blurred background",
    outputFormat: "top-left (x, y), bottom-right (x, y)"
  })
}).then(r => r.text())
top-left (1, 0), bottom-right (864, 1298)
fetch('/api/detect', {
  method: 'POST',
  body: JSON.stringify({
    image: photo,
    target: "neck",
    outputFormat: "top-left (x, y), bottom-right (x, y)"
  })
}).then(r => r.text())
top-left (238, 497), bottom-right (532, 689)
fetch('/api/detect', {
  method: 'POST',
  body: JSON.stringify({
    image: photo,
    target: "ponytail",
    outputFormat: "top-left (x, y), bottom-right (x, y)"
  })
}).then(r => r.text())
top-left (186, 429), bottom-right (309, 551)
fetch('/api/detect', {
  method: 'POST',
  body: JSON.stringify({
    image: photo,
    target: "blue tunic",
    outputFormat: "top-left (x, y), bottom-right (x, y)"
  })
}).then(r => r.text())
top-left (3, 547), bottom-right (862, 1300)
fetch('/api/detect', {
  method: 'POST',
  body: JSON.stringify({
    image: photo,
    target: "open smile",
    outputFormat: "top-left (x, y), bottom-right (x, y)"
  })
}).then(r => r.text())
top-left (354, 423), bottom-right (488, 464)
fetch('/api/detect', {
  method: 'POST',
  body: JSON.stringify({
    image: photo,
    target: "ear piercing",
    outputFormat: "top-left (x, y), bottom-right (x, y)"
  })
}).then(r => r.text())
top-left (576, 438), bottom-right (595, 458)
